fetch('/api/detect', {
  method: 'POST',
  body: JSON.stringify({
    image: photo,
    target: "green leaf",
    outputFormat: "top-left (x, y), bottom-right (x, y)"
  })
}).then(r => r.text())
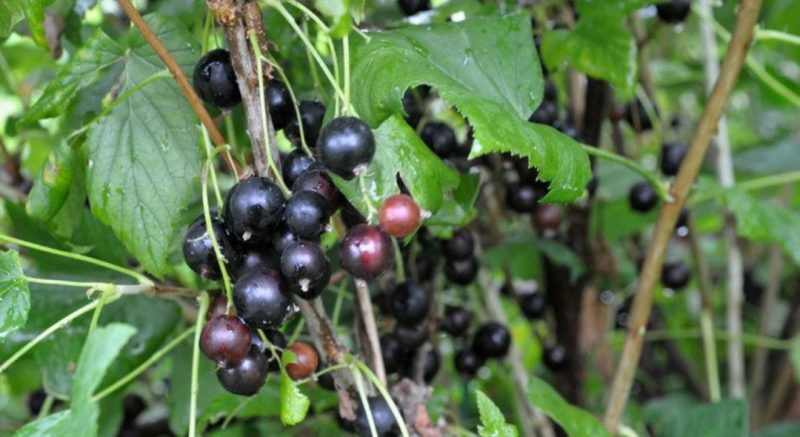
top-left (26, 140), bottom-right (79, 223)
top-left (24, 0), bottom-right (54, 50)
top-left (279, 350), bottom-right (310, 425)
top-left (14, 411), bottom-right (70, 437)
top-left (644, 396), bottom-right (748, 437)
top-left (476, 390), bottom-right (518, 437)
top-left (528, 377), bottom-right (609, 437)
top-left (0, 250), bottom-right (29, 341)
top-left (351, 15), bottom-right (590, 202)
top-left (425, 172), bottom-right (480, 237)
top-left (0, 1), bottom-right (26, 37)
top-left (333, 115), bottom-right (460, 219)
top-left (314, 0), bottom-right (351, 37)
top-left (86, 14), bottom-right (202, 277)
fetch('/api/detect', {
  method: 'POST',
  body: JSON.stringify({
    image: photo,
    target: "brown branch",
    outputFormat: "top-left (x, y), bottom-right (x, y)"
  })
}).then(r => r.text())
top-left (117, 0), bottom-right (241, 177)
top-left (603, 0), bottom-right (763, 432)
top-left (354, 279), bottom-right (387, 386)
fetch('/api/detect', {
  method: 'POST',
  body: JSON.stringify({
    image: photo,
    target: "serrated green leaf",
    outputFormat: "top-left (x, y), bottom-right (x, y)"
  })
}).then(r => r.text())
top-left (528, 377), bottom-right (609, 437)
top-left (351, 15), bottom-right (590, 202)
top-left (86, 14), bottom-right (202, 277)
top-left (0, 250), bottom-right (29, 341)
top-left (476, 390), bottom-right (518, 437)
top-left (644, 396), bottom-right (747, 437)
top-left (333, 115), bottom-right (460, 220)
top-left (279, 350), bottom-right (310, 425)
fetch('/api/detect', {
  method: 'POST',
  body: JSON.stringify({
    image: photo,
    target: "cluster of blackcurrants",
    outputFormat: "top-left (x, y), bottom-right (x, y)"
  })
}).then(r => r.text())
top-left (627, 142), bottom-right (687, 214)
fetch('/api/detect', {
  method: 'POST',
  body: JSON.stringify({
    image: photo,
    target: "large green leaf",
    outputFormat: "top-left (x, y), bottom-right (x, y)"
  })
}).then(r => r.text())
top-left (0, 250), bottom-right (29, 341)
top-left (528, 377), bottom-right (609, 437)
top-left (86, 14), bottom-right (202, 277)
top-left (644, 396), bottom-right (748, 437)
top-left (333, 115), bottom-right (460, 220)
top-left (476, 390), bottom-right (518, 437)
top-left (351, 15), bottom-right (590, 203)
top-left (0, 1), bottom-right (26, 37)
top-left (26, 140), bottom-right (80, 223)
top-left (280, 349), bottom-right (310, 425)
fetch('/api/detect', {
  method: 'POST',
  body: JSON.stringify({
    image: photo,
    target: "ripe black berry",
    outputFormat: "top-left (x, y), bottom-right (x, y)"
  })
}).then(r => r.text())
top-left (662, 261), bottom-right (691, 290)
top-left (339, 224), bottom-right (394, 280)
top-left (267, 79), bottom-right (294, 130)
top-left (473, 322), bottom-right (511, 359)
top-left (193, 49), bottom-right (241, 109)
top-left (543, 343), bottom-right (567, 372)
top-left (660, 142), bottom-right (687, 176)
top-left (292, 168), bottom-right (341, 209)
top-left (389, 281), bottom-right (431, 325)
top-left (182, 215), bottom-right (235, 280)
top-left (520, 292), bottom-right (547, 320)
top-left (284, 191), bottom-right (330, 240)
top-left (394, 324), bottom-right (430, 350)
top-left (272, 223), bottom-right (305, 254)
top-left (233, 269), bottom-right (293, 330)
top-left (200, 315), bottom-right (252, 366)
top-left (207, 294), bottom-right (229, 320)
top-left (282, 150), bottom-right (315, 188)
top-left (506, 182), bottom-right (540, 213)
top-left (280, 241), bottom-right (331, 299)
top-left (224, 177), bottom-right (285, 243)
top-left (628, 181), bottom-right (659, 213)
top-left (318, 116), bottom-right (376, 180)
top-left (655, 0), bottom-right (691, 24)
top-left (317, 363), bottom-right (336, 390)
top-left (402, 89), bottom-right (423, 128)
top-left (420, 122), bottom-right (457, 158)
top-left (398, 0), bottom-right (430, 15)
top-left (421, 348), bottom-right (440, 382)
top-left (250, 328), bottom-right (287, 372)
top-left (441, 305), bottom-right (472, 337)
top-left (285, 342), bottom-right (319, 380)
top-left (232, 248), bottom-right (279, 280)
top-left (441, 228), bottom-right (474, 261)
top-left (445, 256), bottom-right (478, 285)
top-left (624, 99), bottom-right (654, 131)
top-left (454, 348), bottom-right (484, 377)
top-left (354, 396), bottom-right (398, 437)
top-left (414, 256), bottom-right (434, 282)
top-left (380, 334), bottom-right (404, 374)
top-left (216, 346), bottom-right (269, 396)
top-left (285, 100), bottom-right (326, 148)
top-left (379, 194), bottom-right (422, 238)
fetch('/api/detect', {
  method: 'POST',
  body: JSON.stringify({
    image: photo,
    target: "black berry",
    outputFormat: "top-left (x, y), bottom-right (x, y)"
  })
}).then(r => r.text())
top-left (224, 177), bottom-right (285, 243)
top-left (272, 223), bottom-right (305, 254)
top-left (543, 343), bottom-right (567, 372)
top-left (473, 322), bottom-right (511, 359)
top-left (284, 191), bottom-right (330, 240)
top-left (280, 241), bottom-right (331, 299)
top-left (292, 168), bottom-right (341, 209)
top-left (454, 348), bottom-right (484, 377)
top-left (200, 315), bottom-right (252, 366)
top-left (441, 228), bottom-right (474, 261)
top-left (216, 346), bottom-right (269, 396)
top-left (285, 100), bottom-right (326, 148)
top-left (354, 396), bottom-right (398, 437)
top-left (402, 89), bottom-right (423, 127)
top-left (380, 334), bottom-right (404, 374)
top-left (398, 0), bottom-right (430, 15)
top-left (193, 49), bottom-right (241, 109)
top-left (232, 248), bottom-right (279, 280)
top-left (655, 0), bottom-right (691, 24)
top-left (182, 215), bottom-right (235, 280)
top-left (445, 256), bottom-right (478, 285)
top-left (233, 269), bottom-right (293, 330)
top-left (628, 181), bottom-right (659, 213)
top-left (506, 182), bottom-right (540, 213)
top-left (394, 324), bottom-right (430, 350)
top-left (662, 261), bottom-right (691, 290)
top-left (339, 224), bottom-right (394, 280)
top-left (389, 281), bottom-right (431, 325)
top-left (520, 292), bottom-right (547, 320)
top-left (624, 99), bottom-right (654, 131)
top-left (529, 100), bottom-right (558, 126)
top-left (282, 150), bottom-right (315, 188)
top-left (318, 116), bottom-right (376, 180)
top-left (441, 305), bottom-right (472, 337)
top-left (420, 122), bottom-right (457, 158)
top-left (660, 142), bottom-right (687, 176)
top-left (267, 79), bottom-right (294, 130)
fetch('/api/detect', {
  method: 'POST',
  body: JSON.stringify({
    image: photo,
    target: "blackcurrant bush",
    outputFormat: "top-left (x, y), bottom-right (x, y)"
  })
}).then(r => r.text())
top-left (267, 79), bottom-right (294, 130)
top-left (292, 168), bottom-right (341, 209)
top-left (354, 396), bottom-right (399, 437)
top-left (662, 261), bottom-right (691, 290)
top-left (420, 122), bottom-right (457, 158)
top-left (441, 228), bottom-right (474, 261)
top-left (318, 116), bottom-right (376, 180)
top-left (543, 343), bottom-right (567, 372)
top-left (284, 191), bottom-right (330, 240)
top-left (628, 181), bottom-right (659, 213)
top-left (285, 100), bottom-right (326, 148)
top-left (339, 224), bottom-right (394, 280)
top-left (216, 346), bottom-right (269, 396)
top-left (441, 305), bottom-right (472, 337)
top-left (655, 0), bottom-right (691, 24)
top-left (506, 182), bottom-right (540, 213)
top-left (454, 348), bottom-right (484, 377)
top-left (389, 281), bottom-right (431, 325)
top-left (445, 256), bottom-right (478, 285)
top-left (224, 177), bottom-right (285, 243)
top-left (233, 269), bottom-right (293, 330)
top-left (520, 292), bottom-right (547, 320)
top-left (394, 324), bottom-right (430, 350)
top-left (285, 341), bottom-right (319, 380)
top-left (280, 241), bottom-right (331, 299)
top-left (660, 142), bottom-right (687, 176)
top-left (200, 315), bottom-right (252, 366)
top-left (192, 49), bottom-right (241, 109)
top-left (398, 0), bottom-right (430, 16)
top-left (282, 150), bottom-right (315, 188)
top-left (183, 215), bottom-right (235, 280)
top-left (379, 194), bottom-right (422, 238)
top-left (473, 322), bottom-right (511, 359)
top-left (534, 205), bottom-right (563, 231)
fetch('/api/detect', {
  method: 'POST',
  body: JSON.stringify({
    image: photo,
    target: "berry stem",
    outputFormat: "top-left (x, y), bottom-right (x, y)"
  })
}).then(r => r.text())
top-left (756, 28), bottom-right (800, 46)
top-left (580, 144), bottom-right (671, 201)
top-left (353, 368), bottom-right (379, 437)
top-left (266, 57), bottom-right (314, 156)
top-left (391, 237), bottom-right (406, 283)
top-left (353, 361), bottom-right (411, 437)
top-left (200, 165), bottom-right (234, 310)
top-left (23, 277), bottom-right (107, 289)
top-left (189, 293), bottom-right (209, 437)
top-left (353, 279), bottom-right (387, 385)
top-left (201, 128), bottom-right (227, 209)
top-left (343, 34), bottom-right (352, 116)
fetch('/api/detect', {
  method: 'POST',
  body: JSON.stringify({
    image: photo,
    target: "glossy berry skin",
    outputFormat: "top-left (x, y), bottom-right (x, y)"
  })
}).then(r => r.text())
top-left (520, 292), bottom-right (547, 320)
top-left (316, 363), bottom-right (336, 390)
top-left (441, 305), bottom-right (472, 337)
top-left (232, 248), bottom-right (279, 279)
top-left (224, 177), bottom-right (285, 243)
top-left (420, 122), bottom-right (457, 158)
top-left (628, 181), bottom-right (659, 213)
top-left (280, 241), bottom-right (331, 299)
top-left (272, 223), bottom-right (304, 255)
top-left (389, 281), bottom-right (431, 325)
top-left (445, 256), bottom-right (478, 286)
top-left (282, 150), bottom-right (315, 188)
top-left (318, 116), bottom-right (376, 180)
top-left (624, 99), bottom-right (653, 131)
top-left (267, 79), bottom-right (294, 130)
top-left (182, 215), bottom-right (235, 280)
top-left (206, 294), bottom-right (229, 320)
top-left (655, 0), bottom-right (691, 24)
top-left (339, 225), bottom-right (394, 280)
top-left (455, 348), bottom-right (484, 377)
top-left (285, 342), bottom-right (319, 380)
top-left (200, 315), bottom-right (252, 366)
top-left (421, 348), bottom-right (440, 382)
top-left (398, 0), bottom-right (430, 15)
top-left (394, 324), bottom-right (430, 350)
top-left (662, 261), bottom-right (691, 290)
top-left (473, 322), bottom-right (511, 359)
top-left (380, 334), bottom-right (404, 374)
top-left (543, 344), bottom-right (567, 372)
top-left (284, 191), bottom-right (330, 240)
top-left (193, 49), bottom-right (241, 109)
top-left (379, 194), bottom-right (421, 238)
top-left (534, 205), bottom-right (563, 231)
top-left (233, 269), bottom-right (293, 330)
top-left (402, 89), bottom-right (423, 128)
top-left (251, 328), bottom-right (287, 372)
top-left (285, 100), bottom-right (326, 148)
top-left (661, 142), bottom-right (687, 176)
top-left (292, 168), bottom-right (341, 211)
top-left (216, 346), bottom-right (269, 396)
top-left (354, 396), bottom-right (398, 437)
top-left (441, 228), bottom-right (474, 261)
top-left (506, 182), bottom-right (539, 213)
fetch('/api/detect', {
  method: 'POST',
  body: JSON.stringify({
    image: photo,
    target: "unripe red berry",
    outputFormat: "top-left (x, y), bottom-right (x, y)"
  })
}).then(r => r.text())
top-left (378, 194), bottom-right (421, 238)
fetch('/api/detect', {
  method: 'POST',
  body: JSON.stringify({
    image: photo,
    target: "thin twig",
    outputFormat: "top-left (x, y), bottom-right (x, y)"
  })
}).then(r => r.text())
top-left (118, 0), bottom-right (241, 177)
top-left (602, 0), bottom-right (763, 431)
top-left (354, 279), bottom-right (387, 386)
